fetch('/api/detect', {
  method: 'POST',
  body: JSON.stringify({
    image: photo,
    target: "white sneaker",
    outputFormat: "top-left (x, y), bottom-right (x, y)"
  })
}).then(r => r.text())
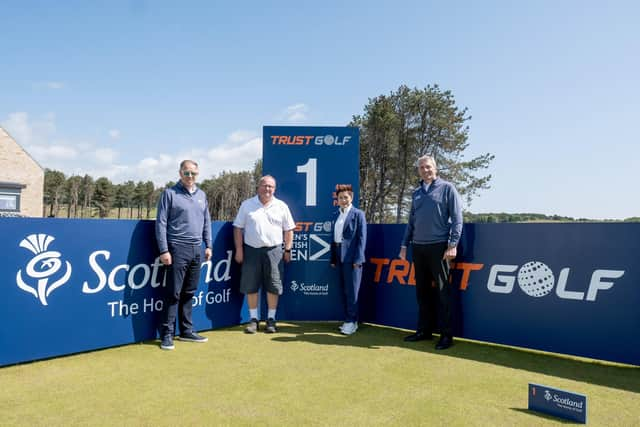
top-left (339, 322), bottom-right (348, 333)
top-left (341, 322), bottom-right (358, 335)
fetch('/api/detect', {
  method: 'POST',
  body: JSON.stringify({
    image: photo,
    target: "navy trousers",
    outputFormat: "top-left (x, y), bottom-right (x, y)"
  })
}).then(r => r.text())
top-left (336, 258), bottom-right (363, 323)
top-left (160, 242), bottom-right (201, 337)
top-left (412, 241), bottom-right (453, 337)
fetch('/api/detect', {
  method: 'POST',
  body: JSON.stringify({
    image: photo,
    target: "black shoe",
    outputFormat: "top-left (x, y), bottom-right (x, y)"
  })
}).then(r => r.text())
top-left (160, 335), bottom-right (174, 350)
top-left (435, 336), bottom-right (453, 350)
top-left (265, 318), bottom-right (277, 334)
top-left (244, 318), bottom-right (259, 334)
top-left (178, 331), bottom-right (208, 343)
top-left (403, 331), bottom-right (432, 342)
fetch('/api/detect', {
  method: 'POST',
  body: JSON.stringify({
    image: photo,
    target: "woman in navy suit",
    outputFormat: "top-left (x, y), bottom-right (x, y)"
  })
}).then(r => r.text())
top-left (330, 184), bottom-right (367, 335)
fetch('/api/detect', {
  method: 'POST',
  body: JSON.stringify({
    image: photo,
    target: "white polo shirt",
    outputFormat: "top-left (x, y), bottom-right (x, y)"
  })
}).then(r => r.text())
top-left (233, 195), bottom-right (296, 248)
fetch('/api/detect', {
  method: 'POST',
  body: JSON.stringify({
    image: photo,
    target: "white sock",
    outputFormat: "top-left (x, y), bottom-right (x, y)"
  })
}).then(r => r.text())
top-left (268, 309), bottom-right (276, 320)
top-left (249, 308), bottom-right (258, 320)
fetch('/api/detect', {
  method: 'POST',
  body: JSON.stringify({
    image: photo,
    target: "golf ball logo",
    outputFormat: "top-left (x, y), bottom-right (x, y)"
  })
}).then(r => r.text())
top-left (517, 261), bottom-right (554, 297)
top-left (323, 135), bottom-right (335, 145)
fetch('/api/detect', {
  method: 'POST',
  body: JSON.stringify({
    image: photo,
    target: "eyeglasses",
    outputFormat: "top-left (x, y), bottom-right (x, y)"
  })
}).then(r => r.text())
top-left (182, 171), bottom-right (199, 177)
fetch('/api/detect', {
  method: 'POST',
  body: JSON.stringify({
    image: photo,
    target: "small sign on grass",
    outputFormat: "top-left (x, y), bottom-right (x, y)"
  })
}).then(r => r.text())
top-left (528, 383), bottom-right (587, 423)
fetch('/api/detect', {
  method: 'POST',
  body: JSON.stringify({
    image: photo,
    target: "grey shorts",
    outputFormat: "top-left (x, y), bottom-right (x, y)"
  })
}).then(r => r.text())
top-left (239, 245), bottom-right (284, 295)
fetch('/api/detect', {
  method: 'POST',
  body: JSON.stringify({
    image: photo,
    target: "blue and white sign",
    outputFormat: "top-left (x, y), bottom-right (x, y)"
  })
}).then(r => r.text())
top-left (360, 223), bottom-right (640, 366)
top-left (1, 218), bottom-right (640, 366)
top-left (263, 126), bottom-right (360, 320)
top-left (529, 383), bottom-right (587, 423)
top-left (0, 218), bottom-right (243, 366)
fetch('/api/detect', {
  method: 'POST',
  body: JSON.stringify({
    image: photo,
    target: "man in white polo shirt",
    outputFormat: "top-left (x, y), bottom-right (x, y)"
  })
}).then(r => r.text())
top-left (233, 175), bottom-right (295, 333)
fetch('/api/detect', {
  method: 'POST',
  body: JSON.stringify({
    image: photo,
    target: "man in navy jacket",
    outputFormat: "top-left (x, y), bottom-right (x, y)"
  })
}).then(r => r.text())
top-left (399, 155), bottom-right (462, 350)
top-left (155, 160), bottom-right (212, 350)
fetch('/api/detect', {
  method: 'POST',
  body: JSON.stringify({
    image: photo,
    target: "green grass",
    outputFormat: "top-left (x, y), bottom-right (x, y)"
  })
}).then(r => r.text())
top-left (1, 322), bottom-right (638, 426)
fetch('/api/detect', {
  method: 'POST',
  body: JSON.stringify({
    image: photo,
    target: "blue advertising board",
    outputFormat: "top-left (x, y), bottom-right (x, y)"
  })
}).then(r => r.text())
top-left (262, 126), bottom-right (360, 320)
top-left (0, 218), bottom-right (244, 366)
top-left (360, 222), bottom-right (640, 366)
top-left (1, 218), bottom-right (639, 366)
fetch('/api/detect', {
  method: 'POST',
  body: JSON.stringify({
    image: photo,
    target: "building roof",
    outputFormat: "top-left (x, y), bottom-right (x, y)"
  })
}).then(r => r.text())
top-left (0, 126), bottom-right (45, 171)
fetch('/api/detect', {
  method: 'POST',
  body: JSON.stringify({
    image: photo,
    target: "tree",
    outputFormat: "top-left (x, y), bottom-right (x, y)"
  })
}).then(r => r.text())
top-left (79, 175), bottom-right (95, 218)
top-left (141, 181), bottom-right (156, 219)
top-left (93, 177), bottom-right (115, 218)
top-left (351, 95), bottom-right (400, 223)
top-left (119, 180), bottom-right (136, 218)
top-left (133, 181), bottom-right (147, 219)
top-left (114, 184), bottom-right (127, 219)
top-left (352, 84), bottom-right (494, 223)
top-left (252, 158), bottom-right (263, 184)
top-left (43, 169), bottom-right (66, 217)
top-left (65, 175), bottom-right (83, 218)
top-left (202, 171), bottom-right (254, 221)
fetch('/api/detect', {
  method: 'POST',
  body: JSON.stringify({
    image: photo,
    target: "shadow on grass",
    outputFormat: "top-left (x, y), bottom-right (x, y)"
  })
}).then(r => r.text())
top-left (271, 322), bottom-right (640, 394)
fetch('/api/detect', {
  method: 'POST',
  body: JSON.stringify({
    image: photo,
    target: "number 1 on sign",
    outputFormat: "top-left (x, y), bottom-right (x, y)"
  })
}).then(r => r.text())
top-left (296, 158), bottom-right (317, 206)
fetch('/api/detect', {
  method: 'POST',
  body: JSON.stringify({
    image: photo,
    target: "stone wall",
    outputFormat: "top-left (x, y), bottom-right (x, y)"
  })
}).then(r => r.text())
top-left (0, 127), bottom-right (44, 217)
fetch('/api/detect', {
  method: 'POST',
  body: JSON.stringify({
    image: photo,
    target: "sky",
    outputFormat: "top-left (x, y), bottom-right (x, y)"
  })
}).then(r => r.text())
top-left (1, 1), bottom-right (638, 220)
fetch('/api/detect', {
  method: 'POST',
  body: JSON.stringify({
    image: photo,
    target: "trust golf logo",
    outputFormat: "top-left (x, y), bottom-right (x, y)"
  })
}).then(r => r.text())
top-left (487, 260), bottom-right (624, 301)
top-left (16, 234), bottom-right (72, 306)
top-left (544, 390), bottom-right (553, 401)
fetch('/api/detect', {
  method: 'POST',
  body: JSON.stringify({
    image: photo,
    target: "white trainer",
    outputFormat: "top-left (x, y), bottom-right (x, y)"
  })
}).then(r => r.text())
top-left (341, 322), bottom-right (358, 335)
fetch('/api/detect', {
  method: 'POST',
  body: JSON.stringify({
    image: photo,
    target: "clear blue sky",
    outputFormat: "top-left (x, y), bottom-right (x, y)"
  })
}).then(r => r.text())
top-left (1, 1), bottom-right (638, 219)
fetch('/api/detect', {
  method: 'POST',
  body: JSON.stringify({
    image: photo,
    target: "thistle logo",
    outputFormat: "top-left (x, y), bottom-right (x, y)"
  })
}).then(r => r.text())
top-left (16, 234), bottom-right (72, 306)
top-left (290, 280), bottom-right (300, 292)
top-left (544, 390), bottom-right (552, 401)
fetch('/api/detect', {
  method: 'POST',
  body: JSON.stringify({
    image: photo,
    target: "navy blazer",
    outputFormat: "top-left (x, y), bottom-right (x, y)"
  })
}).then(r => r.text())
top-left (330, 206), bottom-right (367, 265)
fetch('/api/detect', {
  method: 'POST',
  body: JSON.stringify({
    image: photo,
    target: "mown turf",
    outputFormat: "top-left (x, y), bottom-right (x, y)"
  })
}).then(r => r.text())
top-left (1, 322), bottom-right (638, 426)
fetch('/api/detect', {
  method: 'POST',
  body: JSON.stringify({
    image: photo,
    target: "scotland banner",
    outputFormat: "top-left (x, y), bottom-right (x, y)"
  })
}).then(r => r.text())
top-left (0, 218), bottom-right (243, 366)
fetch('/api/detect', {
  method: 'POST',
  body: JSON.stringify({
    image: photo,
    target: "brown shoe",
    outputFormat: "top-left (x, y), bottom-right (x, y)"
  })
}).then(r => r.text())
top-left (244, 318), bottom-right (259, 334)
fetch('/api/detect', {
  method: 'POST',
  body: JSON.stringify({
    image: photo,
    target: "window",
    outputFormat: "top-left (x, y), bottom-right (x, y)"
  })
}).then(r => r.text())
top-left (0, 183), bottom-right (25, 212)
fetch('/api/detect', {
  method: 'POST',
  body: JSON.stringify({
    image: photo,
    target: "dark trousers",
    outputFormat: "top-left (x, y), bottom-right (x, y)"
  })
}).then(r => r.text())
top-left (412, 242), bottom-right (453, 337)
top-left (336, 257), bottom-right (362, 323)
top-left (160, 242), bottom-right (201, 337)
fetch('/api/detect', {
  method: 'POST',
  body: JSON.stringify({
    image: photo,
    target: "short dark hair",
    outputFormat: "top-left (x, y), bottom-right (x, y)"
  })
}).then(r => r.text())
top-left (335, 184), bottom-right (353, 196)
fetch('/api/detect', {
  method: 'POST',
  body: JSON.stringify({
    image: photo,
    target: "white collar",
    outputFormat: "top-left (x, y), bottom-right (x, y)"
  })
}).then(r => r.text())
top-left (339, 204), bottom-right (352, 215)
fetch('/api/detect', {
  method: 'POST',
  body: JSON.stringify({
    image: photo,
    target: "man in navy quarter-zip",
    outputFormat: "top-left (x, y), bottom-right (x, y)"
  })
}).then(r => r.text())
top-left (155, 160), bottom-right (212, 350)
top-left (399, 155), bottom-right (462, 350)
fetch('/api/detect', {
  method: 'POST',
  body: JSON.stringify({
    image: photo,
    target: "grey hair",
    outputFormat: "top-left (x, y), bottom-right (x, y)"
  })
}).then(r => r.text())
top-left (258, 175), bottom-right (277, 188)
top-left (180, 159), bottom-right (198, 169)
top-left (416, 155), bottom-right (437, 169)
